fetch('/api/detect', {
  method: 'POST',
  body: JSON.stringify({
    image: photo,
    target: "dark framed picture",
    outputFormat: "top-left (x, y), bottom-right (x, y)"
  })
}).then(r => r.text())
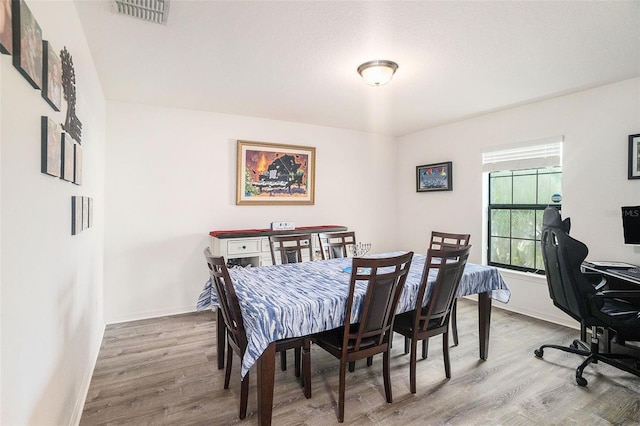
top-left (416, 161), bottom-right (453, 192)
top-left (42, 40), bottom-right (62, 111)
top-left (12, 0), bottom-right (42, 89)
top-left (61, 133), bottom-right (74, 182)
top-left (71, 195), bottom-right (82, 235)
top-left (629, 134), bottom-right (640, 180)
top-left (73, 143), bottom-right (83, 185)
top-left (40, 116), bottom-right (61, 177)
top-left (236, 140), bottom-right (316, 205)
top-left (0, 0), bottom-right (12, 54)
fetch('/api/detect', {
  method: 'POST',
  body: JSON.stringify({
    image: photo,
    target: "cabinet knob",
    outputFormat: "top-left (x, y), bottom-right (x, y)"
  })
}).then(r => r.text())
top-left (242, 245), bottom-right (246, 249)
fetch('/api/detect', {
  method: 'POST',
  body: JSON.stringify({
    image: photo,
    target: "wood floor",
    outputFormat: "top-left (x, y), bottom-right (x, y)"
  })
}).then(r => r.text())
top-left (80, 299), bottom-right (640, 425)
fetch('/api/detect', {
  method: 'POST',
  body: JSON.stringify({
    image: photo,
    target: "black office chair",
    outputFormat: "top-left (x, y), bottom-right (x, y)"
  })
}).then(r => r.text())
top-left (534, 207), bottom-right (640, 386)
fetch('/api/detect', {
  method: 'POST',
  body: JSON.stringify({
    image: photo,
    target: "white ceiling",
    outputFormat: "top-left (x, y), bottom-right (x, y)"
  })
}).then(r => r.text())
top-left (74, 0), bottom-right (640, 137)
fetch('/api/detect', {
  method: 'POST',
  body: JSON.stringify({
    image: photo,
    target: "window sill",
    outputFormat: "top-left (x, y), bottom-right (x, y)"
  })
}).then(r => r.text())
top-left (495, 267), bottom-right (547, 284)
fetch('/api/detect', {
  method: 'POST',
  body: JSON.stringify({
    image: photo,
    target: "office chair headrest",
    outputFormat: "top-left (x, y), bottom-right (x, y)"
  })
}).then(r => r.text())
top-left (543, 207), bottom-right (571, 234)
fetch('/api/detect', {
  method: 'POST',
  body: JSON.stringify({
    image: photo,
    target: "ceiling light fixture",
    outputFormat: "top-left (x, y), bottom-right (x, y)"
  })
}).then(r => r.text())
top-left (357, 60), bottom-right (399, 86)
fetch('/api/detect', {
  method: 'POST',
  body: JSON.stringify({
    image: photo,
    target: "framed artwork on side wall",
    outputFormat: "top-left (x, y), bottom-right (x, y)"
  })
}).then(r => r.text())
top-left (629, 134), bottom-right (640, 180)
top-left (73, 143), bottom-right (83, 185)
top-left (236, 140), bottom-right (315, 205)
top-left (42, 40), bottom-right (62, 110)
top-left (40, 116), bottom-right (61, 177)
top-left (416, 161), bottom-right (453, 192)
top-left (61, 133), bottom-right (74, 182)
top-left (12, 0), bottom-right (42, 89)
top-left (0, 0), bottom-right (12, 54)
top-left (71, 196), bottom-right (82, 235)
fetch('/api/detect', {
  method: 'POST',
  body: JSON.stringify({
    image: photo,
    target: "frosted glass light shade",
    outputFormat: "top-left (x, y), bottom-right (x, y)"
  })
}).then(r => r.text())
top-left (357, 60), bottom-right (399, 86)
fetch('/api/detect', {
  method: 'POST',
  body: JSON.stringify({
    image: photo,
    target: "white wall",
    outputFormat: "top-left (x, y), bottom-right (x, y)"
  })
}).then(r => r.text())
top-left (397, 78), bottom-right (640, 327)
top-left (0, 1), bottom-right (106, 424)
top-left (104, 101), bottom-right (399, 323)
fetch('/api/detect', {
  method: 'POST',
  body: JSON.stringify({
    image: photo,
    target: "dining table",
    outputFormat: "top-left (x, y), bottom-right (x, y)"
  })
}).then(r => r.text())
top-left (197, 252), bottom-right (510, 425)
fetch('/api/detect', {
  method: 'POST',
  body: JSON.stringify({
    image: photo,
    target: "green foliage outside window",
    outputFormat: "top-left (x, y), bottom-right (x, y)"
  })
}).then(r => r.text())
top-left (488, 167), bottom-right (562, 273)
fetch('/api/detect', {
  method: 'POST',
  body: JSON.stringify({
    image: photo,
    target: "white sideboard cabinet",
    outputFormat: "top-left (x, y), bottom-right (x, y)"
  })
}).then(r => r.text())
top-left (209, 225), bottom-right (347, 267)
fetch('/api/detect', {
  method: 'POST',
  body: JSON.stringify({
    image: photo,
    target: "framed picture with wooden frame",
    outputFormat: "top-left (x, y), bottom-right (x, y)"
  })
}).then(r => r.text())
top-left (41, 116), bottom-right (61, 177)
top-left (236, 140), bottom-right (316, 205)
top-left (0, 0), bottom-right (12, 55)
top-left (629, 134), bottom-right (640, 180)
top-left (12, 0), bottom-right (42, 89)
top-left (416, 161), bottom-right (453, 192)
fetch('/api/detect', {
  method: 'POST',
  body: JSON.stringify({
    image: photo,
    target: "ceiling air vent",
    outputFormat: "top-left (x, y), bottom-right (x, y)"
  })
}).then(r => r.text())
top-left (113, 0), bottom-right (170, 25)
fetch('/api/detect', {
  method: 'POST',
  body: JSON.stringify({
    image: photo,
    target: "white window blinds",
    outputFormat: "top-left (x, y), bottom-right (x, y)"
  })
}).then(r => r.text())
top-left (482, 136), bottom-right (563, 172)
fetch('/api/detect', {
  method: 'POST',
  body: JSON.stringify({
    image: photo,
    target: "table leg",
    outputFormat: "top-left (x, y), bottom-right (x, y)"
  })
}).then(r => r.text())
top-left (216, 308), bottom-right (225, 370)
top-left (257, 342), bottom-right (276, 426)
top-left (478, 291), bottom-right (492, 360)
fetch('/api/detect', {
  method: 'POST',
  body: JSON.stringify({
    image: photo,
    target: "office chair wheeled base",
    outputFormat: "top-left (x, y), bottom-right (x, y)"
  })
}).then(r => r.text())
top-left (534, 338), bottom-right (640, 387)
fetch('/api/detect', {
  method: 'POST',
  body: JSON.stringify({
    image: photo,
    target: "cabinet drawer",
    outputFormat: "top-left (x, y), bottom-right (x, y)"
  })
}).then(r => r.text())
top-left (227, 239), bottom-right (260, 255)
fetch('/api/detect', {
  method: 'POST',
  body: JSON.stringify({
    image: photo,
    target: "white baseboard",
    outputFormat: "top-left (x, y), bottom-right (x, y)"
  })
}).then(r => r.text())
top-left (70, 322), bottom-right (106, 426)
top-left (106, 305), bottom-right (197, 325)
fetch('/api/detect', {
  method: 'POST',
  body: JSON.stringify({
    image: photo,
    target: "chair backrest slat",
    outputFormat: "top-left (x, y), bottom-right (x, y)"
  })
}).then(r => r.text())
top-left (343, 252), bottom-right (414, 351)
top-left (269, 234), bottom-right (314, 265)
top-left (429, 231), bottom-right (470, 251)
top-left (318, 231), bottom-right (357, 260)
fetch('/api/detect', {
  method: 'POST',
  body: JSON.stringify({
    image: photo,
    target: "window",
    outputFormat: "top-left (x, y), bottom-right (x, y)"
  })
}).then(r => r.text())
top-left (488, 167), bottom-right (562, 273)
top-left (483, 137), bottom-right (563, 274)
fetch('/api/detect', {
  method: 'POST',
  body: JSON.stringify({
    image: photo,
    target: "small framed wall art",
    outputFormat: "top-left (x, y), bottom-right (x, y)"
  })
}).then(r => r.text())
top-left (416, 161), bottom-right (453, 192)
top-left (73, 142), bottom-right (83, 185)
top-left (40, 116), bottom-right (61, 177)
top-left (12, 0), bottom-right (42, 89)
top-left (629, 134), bottom-right (640, 180)
top-left (71, 195), bottom-right (82, 235)
top-left (42, 40), bottom-right (62, 111)
top-left (236, 140), bottom-right (316, 205)
top-left (61, 133), bottom-right (74, 182)
top-left (0, 0), bottom-right (12, 55)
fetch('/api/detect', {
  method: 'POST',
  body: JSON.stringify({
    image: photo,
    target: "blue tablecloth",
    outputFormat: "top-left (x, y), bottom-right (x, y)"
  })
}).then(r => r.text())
top-left (197, 253), bottom-right (510, 377)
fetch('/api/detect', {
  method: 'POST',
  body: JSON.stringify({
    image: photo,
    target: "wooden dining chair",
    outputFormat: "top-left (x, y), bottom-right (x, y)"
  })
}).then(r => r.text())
top-left (318, 231), bottom-right (357, 260)
top-left (203, 248), bottom-right (311, 419)
top-left (269, 233), bottom-right (314, 265)
top-left (268, 233), bottom-right (314, 371)
top-left (313, 251), bottom-right (414, 423)
top-left (429, 231), bottom-right (471, 348)
top-left (393, 246), bottom-right (471, 393)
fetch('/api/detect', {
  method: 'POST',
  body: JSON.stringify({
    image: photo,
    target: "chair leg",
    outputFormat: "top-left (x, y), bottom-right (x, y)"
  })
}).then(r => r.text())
top-left (422, 338), bottom-right (428, 359)
top-left (294, 347), bottom-right (301, 377)
top-left (383, 349), bottom-right (393, 403)
top-left (367, 356), bottom-right (373, 366)
top-left (224, 342), bottom-right (233, 389)
top-left (239, 371), bottom-right (249, 419)
top-left (281, 350), bottom-right (287, 371)
top-left (302, 339), bottom-right (311, 399)
top-left (404, 336), bottom-right (409, 354)
top-left (443, 332), bottom-right (451, 379)
top-left (410, 337), bottom-right (418, 394)
top-left (338, 360), bottom-right (347, 423)
top-left (451, 299), bottom-right (459, 346)
top-left (348, 361), bottom-right (355, 372)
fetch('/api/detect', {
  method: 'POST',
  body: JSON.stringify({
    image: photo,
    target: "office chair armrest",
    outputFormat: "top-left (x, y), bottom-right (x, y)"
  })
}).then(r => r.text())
top-left (595, 290), bottom-right (640, 300)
